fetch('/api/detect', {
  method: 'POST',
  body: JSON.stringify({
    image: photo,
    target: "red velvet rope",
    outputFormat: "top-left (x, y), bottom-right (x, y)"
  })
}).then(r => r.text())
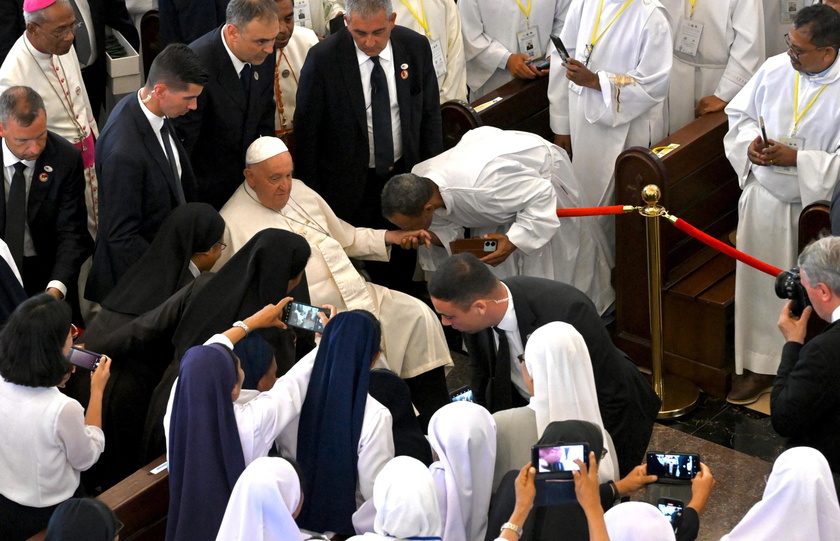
top-left (671, 218), bottom-right (783, 277)
top-left (556, 205), bottom-right (628, 217)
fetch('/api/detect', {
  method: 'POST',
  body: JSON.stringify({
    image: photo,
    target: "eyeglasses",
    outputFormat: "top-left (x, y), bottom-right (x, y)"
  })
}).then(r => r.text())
top-left (517, 354), bottom-right (526, 364)
top-left (33, 19), bottom-right (83, 39)
top-left (115, 519), bottom-right (125, 535)
top-left (784, 33), bottom-right (826, 61)
top-left (215, 240), bottom-right (227, 251)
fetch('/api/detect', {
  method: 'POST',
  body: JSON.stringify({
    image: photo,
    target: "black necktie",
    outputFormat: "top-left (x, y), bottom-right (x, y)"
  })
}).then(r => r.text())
top-left (160, 122), bottom-right (186, 204)
top-left (492, 326), bottom-right (513, 411)
top-left (6, 162), bottom-right (27, 271)
top-left (240, 63), bottom-right (252, 97)
top-left (370, 56), bottom-right (394, 177)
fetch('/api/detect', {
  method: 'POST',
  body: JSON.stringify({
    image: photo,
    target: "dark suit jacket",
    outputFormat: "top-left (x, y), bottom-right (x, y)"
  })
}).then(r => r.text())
top-left (293, 25), bottom-right (442, 220)
top-left (0, 131), bottom-right (92, 292)
top-left (173, 26), bottom-right (276, 210)
top-left (86, 93), bottom-right (196, 303)
top-left (0, 0), bottom-right (24, 66)
top-left (158, 0), bottom-right (227, 48)
top-left (77, 0), bottom-right (139, 121)
top-left (464, 276), bottom-right (661, 477)
top-left (772, 320), bottom-right (840, 473)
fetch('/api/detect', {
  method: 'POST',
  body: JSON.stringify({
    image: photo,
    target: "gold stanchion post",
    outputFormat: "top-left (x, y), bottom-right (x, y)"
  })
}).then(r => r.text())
top-left (639, 185), bottom-right (700, 419)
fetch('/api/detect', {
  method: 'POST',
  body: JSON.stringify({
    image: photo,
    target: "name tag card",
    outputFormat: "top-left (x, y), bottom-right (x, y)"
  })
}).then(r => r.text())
top-left (294, 0), bottom-right (313, 29)
top-left (675, 19), bottom-right (704, 56)
top-left (773, 136), bottom-right (804, 175)
top-left (430, 39), bottom-right (447, 79)
top-left (518, 27), bottom-right (542, 60)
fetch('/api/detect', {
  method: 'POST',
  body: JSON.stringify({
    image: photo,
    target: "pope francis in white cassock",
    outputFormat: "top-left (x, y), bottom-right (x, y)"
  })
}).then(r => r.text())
top-left (661, 0), bottom-right (765, 133)
top-left (386, 126), bottom-right (614, 315)
top-left (459, 0), bottom-right (572, 100)
top-left (215, 137), bottom-right (453, 385)
top-left (548, 0), bottom-right (672, 249)
top-left (724, 4), bottom-right (840, 397)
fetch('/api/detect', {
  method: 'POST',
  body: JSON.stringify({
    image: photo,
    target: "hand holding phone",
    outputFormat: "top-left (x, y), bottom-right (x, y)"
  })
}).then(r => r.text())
top-left (657, 498), bottom-right (684, 531)
top-left (646, 452), bottom-right (700, 480)
top-left (282, 301), bottom-right (327, 333)
top-left (550, 34), bottom-right (570, 63)
top-left (533, 443), bottom-right (589, 475)
top-left (67, 346), bottom-right (103, 371)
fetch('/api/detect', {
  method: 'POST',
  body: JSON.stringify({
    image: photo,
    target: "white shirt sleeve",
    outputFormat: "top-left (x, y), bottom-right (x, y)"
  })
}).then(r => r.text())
top-left (357, 397), bottom-right (395, 501)
top-left (55, 399), bottom-right (105, 471)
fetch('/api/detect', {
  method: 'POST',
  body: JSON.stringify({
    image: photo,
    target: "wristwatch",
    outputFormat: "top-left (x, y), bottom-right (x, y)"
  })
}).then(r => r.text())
top-left (500, 522), bottom-right (523, 537)
top-left (232, 320), bottom-right (251, 335)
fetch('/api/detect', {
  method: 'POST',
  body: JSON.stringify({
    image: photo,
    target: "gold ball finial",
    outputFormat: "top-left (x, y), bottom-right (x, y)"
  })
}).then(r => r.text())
top-left (642, 184), bottom-right (661, 206)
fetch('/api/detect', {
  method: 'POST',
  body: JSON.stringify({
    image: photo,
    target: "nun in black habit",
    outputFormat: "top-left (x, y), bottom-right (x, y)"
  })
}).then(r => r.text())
top-left (141, 228), bottom-right (312, 464)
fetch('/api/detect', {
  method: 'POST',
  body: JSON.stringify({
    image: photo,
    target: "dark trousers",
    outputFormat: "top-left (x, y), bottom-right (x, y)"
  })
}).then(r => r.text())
top-left (0, 484), bottom-right (85, 541)
top-left (404, 365), bottom-right (450, 433)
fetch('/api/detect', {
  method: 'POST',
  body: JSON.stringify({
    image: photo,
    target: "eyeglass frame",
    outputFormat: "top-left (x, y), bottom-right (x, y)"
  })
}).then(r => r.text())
top-left (784, 33), bottom-right (827, 62)
top-left (32, 19), bottom-right (82, 39)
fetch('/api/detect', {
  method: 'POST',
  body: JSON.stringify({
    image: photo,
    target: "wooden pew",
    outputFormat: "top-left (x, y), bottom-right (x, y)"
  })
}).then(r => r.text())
top-left (613, 111), bottom-right (740, 397)
top-left (441, 75), bottom-right (551, 149)
top-left (28, 456), bottom-right (169, 541)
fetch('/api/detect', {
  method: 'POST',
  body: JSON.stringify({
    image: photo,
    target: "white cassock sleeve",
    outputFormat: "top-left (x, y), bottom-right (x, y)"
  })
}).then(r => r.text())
top-left (459, 0), bottom-right (513, 89)
top-left (714, 0), bottom-right (765, 102)
top-left (309, 184), bottom-right (391, 261)
top-left (796, 149), bottom-right (840, 207)
top-left (582, 16), bottom-right (672, 128)
top-left (723, 71), bottom-right (764, 187)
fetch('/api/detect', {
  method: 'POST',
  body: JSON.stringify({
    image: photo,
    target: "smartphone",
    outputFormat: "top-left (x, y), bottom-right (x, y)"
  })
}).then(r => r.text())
top-left (759, 115), bottom-right (769, 148)
top-left (448, 237), bottom-right (498, 257)
top-left (282, 301), bottom-right (326, 333)
top-left (550, 34), bottom-right (570, 63)
top-left (67, 346), bottom-right (101, 371)
top-left (646, 452), bottom-right (700, 480)
top-left (532, 443), bottom-right (589, 475)
top-left (526, 57), bottom-right (551, 70)
top-left (657, 497), bottom-right (684, 531)
top-left (450, 386), bottom-right (474, 403)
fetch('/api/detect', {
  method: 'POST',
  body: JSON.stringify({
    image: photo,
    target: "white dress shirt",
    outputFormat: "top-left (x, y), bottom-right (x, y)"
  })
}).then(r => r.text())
top-left (354, 41), bottom-right (403, 168)
top-left (494, 282), bottom-right (529, 399)
top-left (137, 90), bottom-right (182, 179)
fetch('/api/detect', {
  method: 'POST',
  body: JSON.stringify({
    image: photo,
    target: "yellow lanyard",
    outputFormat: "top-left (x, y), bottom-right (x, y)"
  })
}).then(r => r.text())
top-left (688, 0), bottom-right (697, 19)
top-left (514, 0), bottom-right (533, 28)
top-left (793, 72), bottom-right (827, 136)
top-left (590, 0), bottom-right (636, 47)
top-left (399, 0), bottom-right (431, 38)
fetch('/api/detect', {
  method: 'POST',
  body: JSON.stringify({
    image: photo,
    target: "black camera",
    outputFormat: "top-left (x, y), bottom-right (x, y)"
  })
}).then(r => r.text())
top-left (775, 268), bottom-right (812, 317)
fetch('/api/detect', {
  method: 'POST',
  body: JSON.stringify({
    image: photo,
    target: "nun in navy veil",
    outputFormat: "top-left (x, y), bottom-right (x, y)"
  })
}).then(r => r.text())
top-left (281, 311), bottom-right (395, 537)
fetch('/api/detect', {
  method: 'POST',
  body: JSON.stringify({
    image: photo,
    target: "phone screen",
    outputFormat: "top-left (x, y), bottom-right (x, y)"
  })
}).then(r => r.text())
top-left (658, 498), bottom-right (683, 528)
top-left (450, 387), bottom-right (474, 403)
top-left (284, 302), bottom-right (326, 333)
top-left (533, 444), bottom-right (587, 473)
top-left (550, 34), bottom-right (570, 63)
top-left (646, 452), bottom-right (699, 480)
top-left (67, 347), bottom-right (101, 371)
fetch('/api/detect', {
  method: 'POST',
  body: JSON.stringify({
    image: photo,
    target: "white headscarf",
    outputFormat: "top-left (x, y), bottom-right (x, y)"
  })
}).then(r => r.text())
top-left (523, 321), bottom-right (619, 481)
top-left (428, 401), bottom-right (496, 541)
top-left (215, 456), bottom-right (304, 541)
top-left (721, 447), bottom-right (840, 541)
top-left (356, 456), bottom-right (442, 541)
top-left (604, 502), bottom-right (676, 541)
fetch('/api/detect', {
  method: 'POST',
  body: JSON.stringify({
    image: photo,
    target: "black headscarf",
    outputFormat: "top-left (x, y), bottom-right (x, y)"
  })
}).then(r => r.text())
top-left (45, 498), bottom-right (118, 541)
top-left (171, 228), bottom-right (311, 359)
top-left (100, 203), bottom-right (225, 316)
top-left (0, 255), bottom-right (26, 326)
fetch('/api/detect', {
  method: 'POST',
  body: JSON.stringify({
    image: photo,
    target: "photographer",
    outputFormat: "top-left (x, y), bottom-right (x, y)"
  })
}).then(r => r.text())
top-left (772, 236), bottom-right (840, 490)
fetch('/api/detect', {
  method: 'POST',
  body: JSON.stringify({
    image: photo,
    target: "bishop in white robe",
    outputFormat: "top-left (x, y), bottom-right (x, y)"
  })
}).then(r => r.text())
top-left (389, 126), bottom-right (614, 315)
top-left (0, 14), bottom-right (99, 238)
top-left (548, 0), bottom-right (672, 250)
top-left (662, 0), bottom-right (765, 133)
top-left (724, 13), bottom-right (840, 384)
top-left (459, 0), bottom-right (571, 100)
top-left (394, 0), bottom-right (467, 103)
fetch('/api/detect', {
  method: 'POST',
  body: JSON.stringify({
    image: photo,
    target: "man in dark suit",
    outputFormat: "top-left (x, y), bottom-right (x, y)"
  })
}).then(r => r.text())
top-left (293, 0), bottom-right (442, 227)
top-left (86, 44), bottom-right (207, 304)
top-left (0, 86), bottom-right (91, 319)
top-left (428, 253), bottom-right (661, 477)
top-left (773, 236), bottom-right (840, 485)
top-left (158, 0), bottom-right (228, 48)
top-left (173, 0), bottom-right (278, 210)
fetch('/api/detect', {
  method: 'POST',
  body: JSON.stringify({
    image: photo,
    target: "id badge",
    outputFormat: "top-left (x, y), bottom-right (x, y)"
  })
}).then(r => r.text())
top-left (430, 39), bottom-right (447, 79)
top-left (294, 0), bottom-right (313, 29)
top-left (780, 0), bottom-right (803, 24)
top-left (517, 27), bottom-right (542, 60)
top-left (773, 136), bottom-right (803, 175)
top-left (675, 19), bottom-right (703, 56)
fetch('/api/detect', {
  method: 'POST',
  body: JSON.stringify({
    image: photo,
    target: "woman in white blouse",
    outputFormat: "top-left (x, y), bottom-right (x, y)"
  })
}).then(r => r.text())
top-left (0, 294), bottom-right (112, 540)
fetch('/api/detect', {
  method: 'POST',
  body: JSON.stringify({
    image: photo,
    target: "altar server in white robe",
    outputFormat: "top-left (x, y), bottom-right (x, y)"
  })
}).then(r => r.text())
top-left (763, 0), bottom-right (819, 56)
top-left (459, 0), bottom-right (572, 100)
top-left (216, 137), bottom-right (453, 416)
top-left (661, 0), bottom-right (765, 133)
top-left (393, 0), bottom-right (467, 103)
top-left (723, 4), bottom-right (840, 404)
top-left (0, 0), bottom-right (99, 237)
top-left (274, 0), bottom-right (319, 140)
top-left (548, 0), bottom-right (672, 250)
top-left (382, 126), bottom-right (614, 315)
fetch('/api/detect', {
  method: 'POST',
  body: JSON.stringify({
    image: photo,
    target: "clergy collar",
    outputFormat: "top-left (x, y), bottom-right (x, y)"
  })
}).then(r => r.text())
top-left (221, 25), bottom-right (249, 77)
top-left (801, 53), bottom-right (840, 84)
top-left (355, 39), bottom-right (393, 67)
top-left (1, 139), bottom-right (36, 170)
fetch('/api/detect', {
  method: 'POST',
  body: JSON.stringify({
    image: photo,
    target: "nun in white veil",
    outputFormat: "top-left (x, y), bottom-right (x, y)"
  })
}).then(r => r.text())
top-left (215, 456), bottom-right (306, 541)
top-left (721, 447), bottom-right (840, 541)
top-left (348, 456), bottom-right (442, 541)
top-left (428, 401), bottom-right (496, 541)
top-left (604, 502), bottom-right (676, 541)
